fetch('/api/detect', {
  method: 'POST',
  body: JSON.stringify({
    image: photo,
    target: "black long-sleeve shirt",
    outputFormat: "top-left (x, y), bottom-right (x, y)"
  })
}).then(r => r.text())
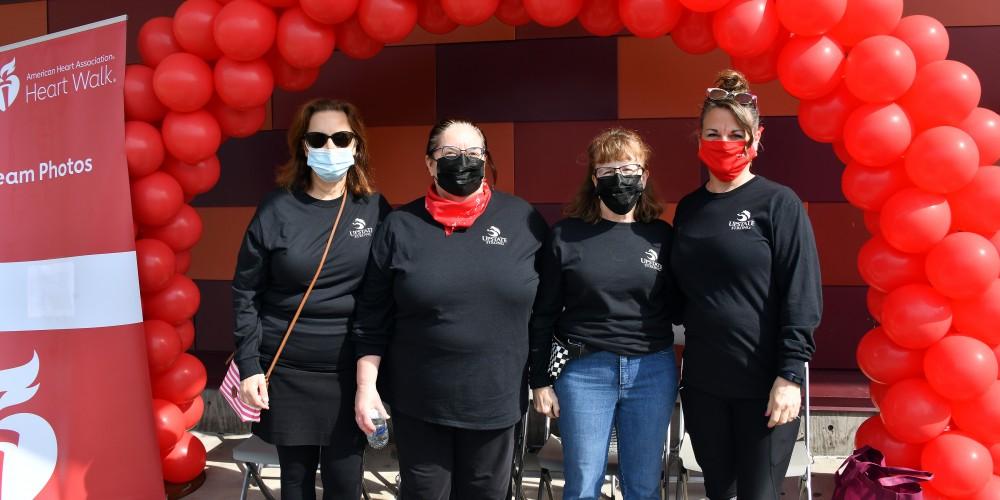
top-left (351, 191), bottom-right (548, 430)
top-left (232, 189), bottom-right (391, 377)
top-left (528, 217), bottom-right (678, 388)
top-left (670, 176), bottom-right (821, 398)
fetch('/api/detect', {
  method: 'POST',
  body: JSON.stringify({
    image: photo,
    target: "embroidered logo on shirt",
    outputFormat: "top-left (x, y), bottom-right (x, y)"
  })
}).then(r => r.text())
top-left (641, 249), bottom-right (663, 271)
top-left (482, 225), bottom-right (507, 246)
top-left (349, 218), bottom-right (373, 238)
top-left (729, 210), bottom-right (755, 231)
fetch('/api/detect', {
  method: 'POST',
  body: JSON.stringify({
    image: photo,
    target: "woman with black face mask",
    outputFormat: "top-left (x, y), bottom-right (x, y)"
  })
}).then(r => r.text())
top-left (351, 119), bottom-right (548, 500)
top-left (529, 128), bottom-right (680, 500)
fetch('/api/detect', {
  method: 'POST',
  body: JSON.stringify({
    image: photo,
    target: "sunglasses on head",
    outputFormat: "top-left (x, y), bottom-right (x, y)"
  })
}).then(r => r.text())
top-left (304, 131), bottom-right (357, 149)
top-left (706, 87), bottom-right (758, 107)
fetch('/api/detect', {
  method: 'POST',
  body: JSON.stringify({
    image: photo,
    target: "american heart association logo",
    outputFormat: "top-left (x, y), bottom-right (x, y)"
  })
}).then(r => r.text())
top-left (0, 352), bottom-right (58, 500)
top-left (0, 58), bottom-right (20, 112)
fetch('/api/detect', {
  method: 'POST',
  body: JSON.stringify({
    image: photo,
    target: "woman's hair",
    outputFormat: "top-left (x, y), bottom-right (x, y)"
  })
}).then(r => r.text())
top-left (425, 118), bottom-right (498, 184)
top-left (700, 69), bottom-right (761, 148)
top-left (563, 128), bottom-right (664, 224)
top-left (276, 98), bottom-right (375, 197)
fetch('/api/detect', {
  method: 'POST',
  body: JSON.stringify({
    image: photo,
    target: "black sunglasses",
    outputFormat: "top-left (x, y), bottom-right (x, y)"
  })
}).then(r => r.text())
top-left (706, 87), bottom-right (758, 107)
top-left (304, 131), bottom-right (356, 149)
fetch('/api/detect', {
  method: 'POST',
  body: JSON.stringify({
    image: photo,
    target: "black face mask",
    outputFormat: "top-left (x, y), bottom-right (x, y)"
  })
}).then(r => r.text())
top-left (595, 174), bottom-right (643, 215)
top-left (435, 155), bottom-right (485, 197)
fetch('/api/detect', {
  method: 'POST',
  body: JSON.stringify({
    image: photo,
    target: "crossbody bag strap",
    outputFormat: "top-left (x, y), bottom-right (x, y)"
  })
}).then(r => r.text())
top-left (264, 192), bottom-right (348, 382)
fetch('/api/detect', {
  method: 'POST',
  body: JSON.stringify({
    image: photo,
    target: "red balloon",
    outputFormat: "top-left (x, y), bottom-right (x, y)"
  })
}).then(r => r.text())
top-left (776, 35), bottom-right (845, 100)
top-left (926, 232), bottom-right (1000, 300)
top-left (991, 442), bottom-right (1000, 476)
top-left (176, 320), bottom-right (196, 352)
top-left (144, 275), bottom-right (202, 326)
top-left (906, 126), bottom-right (980, 195)
top-left (152, 352), bottom-right (207, 405)
top-left (828, 0), bottom-right (902, 48)
top-left (844, 35), bottom-right (915, 103)
top-left (857, 235), bottom-right (926, 293)
top-left (441, 0), bottom-right (500, 25)
top-left (139, 17), bottom-right (182, 67)
top-left (136, 238), bottom-right (177, 294)
top-left (162, 110), bottom-right (222, 164)
top-left (952, 280), bottom-right (1000, 346)
top-left (798, 85), bottom-right (860, 143)
top-left (949, 166), bottom-right (1000, 236)
top-left (152, 399), bottom-right (186, 454)
top-left (336, 16), bottom-right (385, 59)
top-left (577, 0), bottom-right (624, 36)
top-left (358, 0), bottom-right (418, 43)
top-left (899, 60), bottom-right (982, 132)
top-left (162, 431), bottom-right (207, 483)
top-left (125, 121), bottom-right (165, 178)
top-left (880, 378), bottom-right (951, 444)
top-left (867, 287), bottom-right (886, 322)
top-left (174, 0), bottom-right (224, 60)
top-left (960, 107), bottom-right (1000, 166)
top-left (842, 161), bottom-right (911, 212)
top-left (301, 0), bottom-right (359, 25)
top-left (856, 327), bottom-right (925, 385)
top-left (206, 98), bottom-right (266, 138)
top-left (214, 57), bottom-right (273, 109)
top-left (992, 231), bottom-right (1000, 259)
top-left (963, 476), bottom-right (1000, 500)
top-left (775, 0), bottom-right (845, 37)
top-left (162, 155), bottom-right (222, 197)
top-left (620, 0), bottom-right (684, 39)
top-left (678, 0), bottom-right (728, 12)
top-left (712, 0), bottom-right (780, 57)
top-left (175, 250), bottom-right (192, 275)
top-left (869, 380), bottom-right (889, 410)
top-left (213, 0), bottom-right (277, 61)
top-left (925, 336), bottom-right (998, 401)
top-left (143, 204), bottom-right (205, 252)
top-left (418, 0), bottom-right (460, 34)
top-left (145, 319), bottom-right (183, 375)
top-left (855, 415), bottom-right (924, 468)
top-left (153, 53), bottom-right (214, 113)
top-left (131, 172), bottom-right (185, 227)
top-left (844, 103), bottom-right (912, 167)
top-left (730, 32), bottom-right (789, 84)
top-left (879, 188), bottom-right (950, 254)
top-left (882, 283), bottom-right (952, 350)
top-left (892, 15), bottom-right (949, 68)
top-left (178, 396), bottom-right (205, 429)
top-left (921, 432), bottom-right (993, 497)
top-left (495, 0), bottom-right (532, 26)
top-left (277, 7), bottom-right (336, 68)
top-left (125, 65), bottom-right (168, 123)
top-left (523, 0), bottom-right (583, 27)
top-left (671, 10), bottom-right (716, 54)
top-left (863, 209), bottom-right (880, 235)
top-left (266, 49), bottom-right (321, 91)
top-left (833, 139), bottom-right (854, 165)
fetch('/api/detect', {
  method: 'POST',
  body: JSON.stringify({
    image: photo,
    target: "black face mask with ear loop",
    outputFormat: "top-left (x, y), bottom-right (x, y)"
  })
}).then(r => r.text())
top-left (436, 155), bottom-right (485, 197)
top-left (595, 174), bottom-right (644, 215)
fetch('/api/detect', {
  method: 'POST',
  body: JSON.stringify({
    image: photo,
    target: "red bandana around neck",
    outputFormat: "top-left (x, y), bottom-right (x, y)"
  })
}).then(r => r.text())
top-left (425, 182), bottom-right (492, 236)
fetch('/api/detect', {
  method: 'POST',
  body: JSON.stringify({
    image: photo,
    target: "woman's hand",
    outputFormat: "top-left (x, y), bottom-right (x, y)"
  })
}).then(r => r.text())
top-left (240, 374), bottom-right (269, 410)
top-left (532, 386), bottom-right (560, 419)
top-left (766, 376), bottom-right (801, 428)
top-left (355, 384), bottom-right (388, 435)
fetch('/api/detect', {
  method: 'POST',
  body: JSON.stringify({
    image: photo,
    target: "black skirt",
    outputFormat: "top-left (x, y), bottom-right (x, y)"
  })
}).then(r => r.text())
top-left (252, 364), bottom-right (365, 450)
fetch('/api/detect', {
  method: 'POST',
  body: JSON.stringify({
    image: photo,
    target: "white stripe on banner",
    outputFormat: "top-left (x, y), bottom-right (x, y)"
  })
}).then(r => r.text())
top-left (0, 251), bottom-right (142, 332)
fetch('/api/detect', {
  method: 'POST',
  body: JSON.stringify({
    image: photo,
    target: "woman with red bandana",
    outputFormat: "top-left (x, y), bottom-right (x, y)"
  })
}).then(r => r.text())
top-left (350, 119), bottom-right (547, 499)
top-left (669, 70), bottom-right (823, 500)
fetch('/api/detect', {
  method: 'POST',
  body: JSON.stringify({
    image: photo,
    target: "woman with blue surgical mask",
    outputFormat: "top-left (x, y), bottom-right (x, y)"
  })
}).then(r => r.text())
top-left (232, 98), bottom-right (391, 500)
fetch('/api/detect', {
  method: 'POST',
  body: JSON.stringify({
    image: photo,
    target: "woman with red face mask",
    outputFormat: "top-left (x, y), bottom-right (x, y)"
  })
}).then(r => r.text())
top-left (669, 69), bottom-right (823, 500)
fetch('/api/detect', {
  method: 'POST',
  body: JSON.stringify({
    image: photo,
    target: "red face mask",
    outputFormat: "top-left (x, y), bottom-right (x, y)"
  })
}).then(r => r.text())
top-left (698, 138), bottom-right (757, 182)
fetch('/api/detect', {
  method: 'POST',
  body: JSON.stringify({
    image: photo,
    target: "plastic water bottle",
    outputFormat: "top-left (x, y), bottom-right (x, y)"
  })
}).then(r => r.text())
top-left (367, 409), bottom-right (388, 449)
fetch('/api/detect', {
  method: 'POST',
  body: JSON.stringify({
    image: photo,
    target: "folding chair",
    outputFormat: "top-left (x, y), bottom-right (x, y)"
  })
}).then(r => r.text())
top-left (233, 435), bottom-right (278, 500)
top-left (670, 362), bottom-right (813, 500)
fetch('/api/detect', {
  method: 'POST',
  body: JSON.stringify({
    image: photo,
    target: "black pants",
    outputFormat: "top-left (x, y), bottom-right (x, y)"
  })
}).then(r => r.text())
top-left (276, 444), bottom-right (362, 500)
top-left (392, 410), bottom-right (515, 500)
top-left (680, 385), bottom-right (799, 500)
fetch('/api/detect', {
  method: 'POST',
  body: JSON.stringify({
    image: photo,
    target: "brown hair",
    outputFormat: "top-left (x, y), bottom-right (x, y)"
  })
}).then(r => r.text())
top-left (700, 69), bottom-right (761, 151)
top-left (425, 118), bottom-right (498, 184)
top-left (276, 98), bottom-right (375, 197)
top-left (563, 128), bottom-right (664, 224)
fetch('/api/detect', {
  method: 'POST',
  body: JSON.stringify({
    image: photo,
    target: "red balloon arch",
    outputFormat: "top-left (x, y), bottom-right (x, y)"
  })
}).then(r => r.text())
top-left (127, 0), bottom-right (1000, 495)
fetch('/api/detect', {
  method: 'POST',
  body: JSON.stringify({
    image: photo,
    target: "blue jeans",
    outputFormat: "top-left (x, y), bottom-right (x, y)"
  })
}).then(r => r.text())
top-left (554, 349), bottom-right (679, 500)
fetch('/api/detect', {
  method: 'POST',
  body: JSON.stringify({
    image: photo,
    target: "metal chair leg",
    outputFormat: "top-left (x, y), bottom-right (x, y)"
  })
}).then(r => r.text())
top-left (239, 465), bottom-right (252, 500)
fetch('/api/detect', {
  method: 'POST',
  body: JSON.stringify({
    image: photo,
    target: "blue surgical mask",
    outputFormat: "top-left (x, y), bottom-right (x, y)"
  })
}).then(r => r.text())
top-left (307, 146), bottom-right (355, 182)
